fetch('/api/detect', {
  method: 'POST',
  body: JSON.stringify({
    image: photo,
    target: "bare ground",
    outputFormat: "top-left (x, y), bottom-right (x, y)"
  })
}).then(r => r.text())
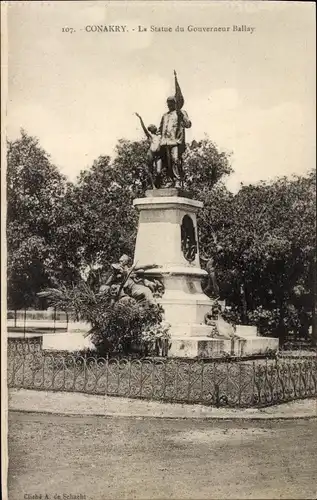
top-left (8, 411), bottom-right (317, 500)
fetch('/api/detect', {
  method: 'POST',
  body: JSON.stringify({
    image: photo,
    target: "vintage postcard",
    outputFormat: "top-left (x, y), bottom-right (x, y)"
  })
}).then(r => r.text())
top-left (2, 1), bottom-right (316, 499)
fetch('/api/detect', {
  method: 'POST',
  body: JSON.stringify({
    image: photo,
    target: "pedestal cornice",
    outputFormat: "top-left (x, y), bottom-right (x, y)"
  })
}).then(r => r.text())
top-left (133, 196), bottom-right (203, 210)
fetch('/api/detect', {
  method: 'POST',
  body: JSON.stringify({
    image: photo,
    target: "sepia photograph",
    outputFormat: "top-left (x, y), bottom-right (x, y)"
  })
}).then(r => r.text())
top-left (2, 1), bottom-right (316, 499)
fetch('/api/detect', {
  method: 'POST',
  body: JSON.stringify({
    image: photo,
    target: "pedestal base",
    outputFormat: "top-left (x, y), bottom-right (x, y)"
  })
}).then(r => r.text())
top-left (168, 337), bottom-right (224, 358)
top-left (234, 336), bottom-right (279, 356)
top-left (168, 327), bottom-right (279, 358)
top-left (231, 326), bottom-right (279, 356)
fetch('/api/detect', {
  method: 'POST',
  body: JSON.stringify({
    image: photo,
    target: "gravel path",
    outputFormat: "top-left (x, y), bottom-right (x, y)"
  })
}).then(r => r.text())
top-left (8, 388), bottom-right (317, 420)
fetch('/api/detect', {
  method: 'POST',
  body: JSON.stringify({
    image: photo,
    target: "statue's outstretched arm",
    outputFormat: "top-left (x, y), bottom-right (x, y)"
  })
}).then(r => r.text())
top-left (135, 112), bottom-right (151, 139)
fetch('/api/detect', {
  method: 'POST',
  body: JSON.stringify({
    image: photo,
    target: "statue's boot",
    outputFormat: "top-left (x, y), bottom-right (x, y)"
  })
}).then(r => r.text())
top-left (154, 174), bottom-right (162, 189)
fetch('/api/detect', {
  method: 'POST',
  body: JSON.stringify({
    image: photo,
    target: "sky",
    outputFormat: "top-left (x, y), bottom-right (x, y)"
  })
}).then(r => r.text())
top-left (6, 1), bottom-right (316, 192)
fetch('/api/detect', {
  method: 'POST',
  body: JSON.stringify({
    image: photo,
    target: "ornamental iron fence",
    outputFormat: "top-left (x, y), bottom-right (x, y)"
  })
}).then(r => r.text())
top-left (7, 310), bottom-right (68, 321)
top-left (7, 309), bottom-right (69, 336)
top-left (7, 340), bottom-right (317, 408)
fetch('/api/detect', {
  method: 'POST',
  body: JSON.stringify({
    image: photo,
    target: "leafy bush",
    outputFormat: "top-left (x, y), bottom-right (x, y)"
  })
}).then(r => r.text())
top-left (38, 281), bottom-right (168, 356)
top-left (89, 298), bottom-right (165, 356)
top-left (142, 320), bottom-right (171, 356)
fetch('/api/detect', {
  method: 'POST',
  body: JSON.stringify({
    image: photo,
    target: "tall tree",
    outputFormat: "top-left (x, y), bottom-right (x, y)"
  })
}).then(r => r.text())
top-left (183, 138), bottom-right (233, 196)
top-left (205, 171), bottom-right (316, 344)
top-left (63, 155), bottom-right (139, 277)
top-left (7, 130), bottom-right (68, 308)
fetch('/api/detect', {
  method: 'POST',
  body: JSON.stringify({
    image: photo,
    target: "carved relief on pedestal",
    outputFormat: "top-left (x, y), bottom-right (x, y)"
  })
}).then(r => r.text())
top-left (181, 214), bottom-right (197, 263)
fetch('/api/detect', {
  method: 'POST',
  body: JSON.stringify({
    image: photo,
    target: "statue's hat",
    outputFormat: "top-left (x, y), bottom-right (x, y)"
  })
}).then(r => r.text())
top-left (167, 95), bottom-right (176, 102)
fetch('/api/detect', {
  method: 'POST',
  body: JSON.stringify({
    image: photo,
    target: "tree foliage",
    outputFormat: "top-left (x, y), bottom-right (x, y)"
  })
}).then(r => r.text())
top-left (39, 281), bottom-right (165, 356)
top-left (61, 154), bottom-right (139, 276)
top-left (7, 130), bottom-right (69, 308)
top-left (203, 171), bottom-right (316, 343)
top-left (183, 139), bottom-right (233, 196)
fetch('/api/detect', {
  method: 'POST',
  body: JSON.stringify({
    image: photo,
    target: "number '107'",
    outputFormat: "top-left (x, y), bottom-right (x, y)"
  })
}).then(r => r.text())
top-left (62, 27), bottom-right (75, 33)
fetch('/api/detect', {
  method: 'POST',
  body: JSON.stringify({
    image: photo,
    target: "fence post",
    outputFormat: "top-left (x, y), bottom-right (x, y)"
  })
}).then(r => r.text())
top-left (53, 307), bottom-right (56, 334)
top-left (23, 308), bottom-right (27, 339)
top-left (238, 363), bottom-right (242, 406)
top-left (200, 361), bottom-right (204, 402)
top-left (252, 361), bottom-right (256, 405)
top-left (230, 337), bottom-right (235, 356)
top-left (21, 345), bottom-right (26, 388)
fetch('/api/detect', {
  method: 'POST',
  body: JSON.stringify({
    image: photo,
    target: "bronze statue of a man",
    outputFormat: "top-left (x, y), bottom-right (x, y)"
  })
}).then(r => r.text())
top-left (159, 95), bottom-right (192, 188)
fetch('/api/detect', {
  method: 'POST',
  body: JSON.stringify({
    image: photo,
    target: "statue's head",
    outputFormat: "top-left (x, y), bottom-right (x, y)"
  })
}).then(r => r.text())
top-left (119, 254), bottom-right (131, 267)
top-left (167, 96), bottom-right (176, 111)
top-left (148, 124), bottom-right (157, 134)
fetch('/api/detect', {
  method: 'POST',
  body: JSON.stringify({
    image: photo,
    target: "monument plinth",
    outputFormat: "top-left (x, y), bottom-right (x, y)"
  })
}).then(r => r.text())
top-left (133, 189), bottom-right (224, 357)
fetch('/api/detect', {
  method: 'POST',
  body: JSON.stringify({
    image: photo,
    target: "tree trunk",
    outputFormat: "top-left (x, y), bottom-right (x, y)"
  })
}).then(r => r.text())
top-left (240, 283), bottom-right (247, 324)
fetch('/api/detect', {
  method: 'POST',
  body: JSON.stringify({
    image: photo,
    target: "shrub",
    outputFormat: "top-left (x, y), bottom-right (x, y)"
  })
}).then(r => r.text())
top-left (38, 281), bottom-right (168, 356)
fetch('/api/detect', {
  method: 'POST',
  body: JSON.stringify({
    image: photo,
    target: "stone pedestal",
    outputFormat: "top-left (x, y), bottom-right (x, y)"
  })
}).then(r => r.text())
top-left (133, 188), bottom-right (203, 269)
top-left (133, 189), bottom-right (218, 357)
top-left (133, 188), bottom-right (279, 358)
top-left (134, 190), bottom-right (212, 319)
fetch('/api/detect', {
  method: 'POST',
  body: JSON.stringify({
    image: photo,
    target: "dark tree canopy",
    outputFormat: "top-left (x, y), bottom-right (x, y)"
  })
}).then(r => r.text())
top-left (62, 154), bottom-right (138, 274)
top-left (7, 131), bottom-right (68, 308)
top-left (201, 171), bottom-right (316, 343)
